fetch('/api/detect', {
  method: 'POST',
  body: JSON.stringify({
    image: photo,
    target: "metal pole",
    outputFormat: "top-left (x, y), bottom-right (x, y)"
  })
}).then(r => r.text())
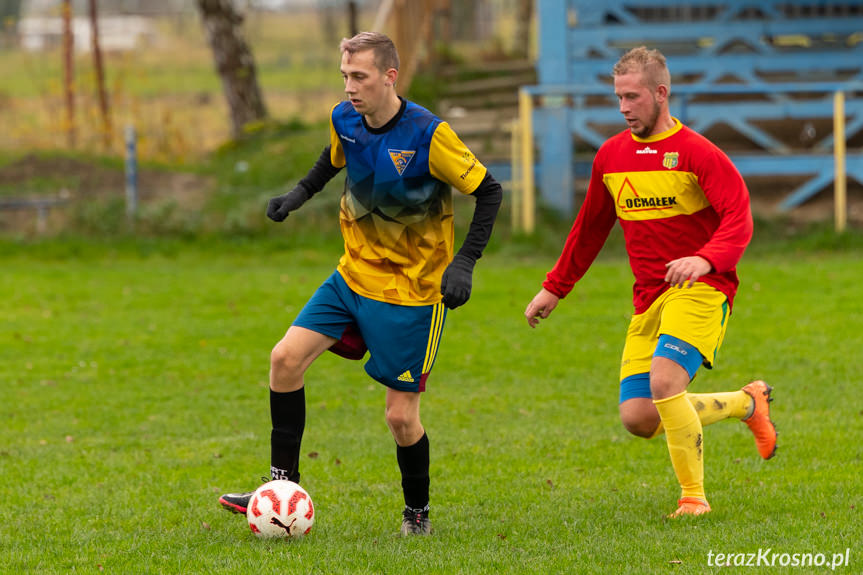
top-left (519, 88), bottom-right (535, 234)
top-left (510, 118), bottom-right (521, 231)
top-left (125, 125), bottom-right (138, 223)
top-left (833, 91), bottom-right (847, 233)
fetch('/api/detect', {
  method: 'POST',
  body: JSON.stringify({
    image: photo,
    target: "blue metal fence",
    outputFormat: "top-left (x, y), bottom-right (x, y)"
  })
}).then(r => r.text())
top-left (532, 0), bottom-right (863, 215)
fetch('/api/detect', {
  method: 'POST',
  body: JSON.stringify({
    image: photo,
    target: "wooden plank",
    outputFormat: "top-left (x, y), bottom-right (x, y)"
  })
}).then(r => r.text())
top-left (442, 72), bottom-right (537, 97)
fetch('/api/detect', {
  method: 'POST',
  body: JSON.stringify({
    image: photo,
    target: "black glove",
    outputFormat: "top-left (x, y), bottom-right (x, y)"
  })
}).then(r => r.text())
top-left (440, 254), bottom-right (475, 309)
top-left (267, 186), bottom-right (311, 222)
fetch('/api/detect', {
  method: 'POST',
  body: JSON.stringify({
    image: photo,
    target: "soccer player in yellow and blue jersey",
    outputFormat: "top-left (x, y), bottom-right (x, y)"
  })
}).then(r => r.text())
top-left (524, 46), bottom-right (777, 518)
top-left (219, 32), bottom-right (501, 535)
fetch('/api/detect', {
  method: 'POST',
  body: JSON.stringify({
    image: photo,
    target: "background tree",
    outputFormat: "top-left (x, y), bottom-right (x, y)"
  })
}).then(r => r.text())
top-left (196, 0), bottom-right (267, 139)
top-left (89, 0), bottom-right (112, 148)
top-left (62, 0), bottom-right (75, 148)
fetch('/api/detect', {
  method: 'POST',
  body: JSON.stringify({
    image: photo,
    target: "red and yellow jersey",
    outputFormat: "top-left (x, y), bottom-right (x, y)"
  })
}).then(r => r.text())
top-left (543, 118), bottom-right (752, 313)
top-left (329, 100), bottom-right (486, 306)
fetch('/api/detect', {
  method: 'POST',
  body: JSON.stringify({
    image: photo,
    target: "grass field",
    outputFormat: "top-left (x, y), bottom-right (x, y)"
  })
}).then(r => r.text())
top-left (1, 236), bottom-right (861, 574)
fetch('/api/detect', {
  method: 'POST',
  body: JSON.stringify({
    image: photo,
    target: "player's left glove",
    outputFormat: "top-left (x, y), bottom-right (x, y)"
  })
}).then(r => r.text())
top-left (440, 254), bottom-right (475, 309)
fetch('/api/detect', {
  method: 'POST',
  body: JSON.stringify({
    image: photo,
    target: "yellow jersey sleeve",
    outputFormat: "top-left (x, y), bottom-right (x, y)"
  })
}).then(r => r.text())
top-left (429, 122), bottom-right (486, 194)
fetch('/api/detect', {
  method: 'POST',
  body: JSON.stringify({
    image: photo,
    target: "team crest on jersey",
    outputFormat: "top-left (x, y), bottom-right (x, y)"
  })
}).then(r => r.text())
top-left (388, 149), bottom-right (416, 175)
top-left (662, 152), bottom-right (679, 169)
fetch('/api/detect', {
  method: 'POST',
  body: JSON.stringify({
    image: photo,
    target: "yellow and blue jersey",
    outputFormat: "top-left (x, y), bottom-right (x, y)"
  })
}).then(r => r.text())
top-left (328, 99), bottom-right (487, 305)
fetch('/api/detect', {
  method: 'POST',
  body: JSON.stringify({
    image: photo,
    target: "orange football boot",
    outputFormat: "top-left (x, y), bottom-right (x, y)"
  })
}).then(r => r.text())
top-left (742, 380), bottom-right (778, 460)
top-left (668, 497), bottom-right (711, 518)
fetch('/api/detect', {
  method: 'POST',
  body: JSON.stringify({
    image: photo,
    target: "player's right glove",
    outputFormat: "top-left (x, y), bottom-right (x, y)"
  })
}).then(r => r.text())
top-left (267, 186), bottom-right (312, 222)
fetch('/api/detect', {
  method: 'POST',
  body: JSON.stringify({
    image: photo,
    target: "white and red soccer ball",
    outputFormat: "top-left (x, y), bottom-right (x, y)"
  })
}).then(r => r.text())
top-left (246, 480), bottom-right (314, 539)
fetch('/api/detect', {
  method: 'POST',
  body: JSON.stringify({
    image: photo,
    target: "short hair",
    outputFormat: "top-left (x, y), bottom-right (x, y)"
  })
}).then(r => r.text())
top-left (612, 46), bottom-right (671, 92)
top-left (339, 32), bottom-right (400, 73)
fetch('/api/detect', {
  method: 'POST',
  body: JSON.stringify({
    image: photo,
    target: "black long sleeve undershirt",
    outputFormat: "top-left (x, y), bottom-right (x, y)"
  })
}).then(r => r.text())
top-left (295, 145), bottom-right (342, 197)
top-left (456, 172), bottom-right (503, 262)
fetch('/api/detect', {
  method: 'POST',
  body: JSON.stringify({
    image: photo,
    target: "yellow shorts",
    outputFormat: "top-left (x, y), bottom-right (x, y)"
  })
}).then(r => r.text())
top-left (619, 283), bottom-right (729, 383)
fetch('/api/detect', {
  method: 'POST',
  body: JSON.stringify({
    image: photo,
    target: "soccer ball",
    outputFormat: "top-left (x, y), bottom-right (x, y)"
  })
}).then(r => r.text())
top-left (246, 480), bottom-right (315, 539)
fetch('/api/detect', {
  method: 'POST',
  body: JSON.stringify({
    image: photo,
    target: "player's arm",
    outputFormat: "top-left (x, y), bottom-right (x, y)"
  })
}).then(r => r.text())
top-left (440, 172), bottom-right (502, 308)
top-left (267, 145), bottom-right (343, 222)
top-left (541, 155), bottom-right (617, 296)
top-left (525, 151), bottom-right (616, 327)
top-left (428, 122), bottom-right (502, 309)
top-left (691, 147), bottom-right (753, 272)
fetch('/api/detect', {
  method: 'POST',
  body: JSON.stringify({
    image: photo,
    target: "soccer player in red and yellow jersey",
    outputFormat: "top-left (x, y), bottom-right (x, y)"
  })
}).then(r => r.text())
top-left (219, 32), bottom-right (501, 535)
top-left (524, 46), bottom-right (777, 518)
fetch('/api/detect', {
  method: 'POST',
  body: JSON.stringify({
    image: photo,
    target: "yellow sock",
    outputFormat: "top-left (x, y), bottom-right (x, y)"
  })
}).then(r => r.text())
top-left (654, 391), bottom-right (705, 500)
top-left (688, 390), bottom-right (752, 426)
top-left (649, 390), bottom-right (752, 436)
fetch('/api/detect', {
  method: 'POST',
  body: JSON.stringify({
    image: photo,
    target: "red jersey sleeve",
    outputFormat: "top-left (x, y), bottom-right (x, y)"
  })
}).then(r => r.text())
top-left (542, 151), bottom-right (618, 298)
top-left (692, 146), bottom-right (753, 273)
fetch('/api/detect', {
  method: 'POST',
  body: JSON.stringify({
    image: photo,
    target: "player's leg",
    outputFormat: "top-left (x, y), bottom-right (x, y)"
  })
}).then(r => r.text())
top-left (618, 296), bottom-right (721, 439)
top-left (268, 272), bottom-right (361, 484)
top-left (619, 380), bottom-right (661, 438)
top-left (619, 361), bottom-right (710, 517)
top-left (219, 272), bottom-right (349, 514)
top-left (651, 355), bottom-right (710, 517)
top-left (618, 308), bottom-right (662, 437)
top-left (652, 285), bottom-right (733, 517)
top-left (219, 326), bottom-right (334, 514)
top-left (620, 331), bottom-right (776, 459)
top-left (660, 293), bottom-right (747, 428)
top-left (359, 299), bottom-right (446, 535)
top-left (683, 390), bottom-right (752, 426)
top-left (269, 325), bottom-right (336, 482)
top-left (641, 386), bottom-right (774, 455)
top-left (683, 382), bottom-right (777, 459)
top-left (386, 388), bottom-right (432, 535)
top-left (651, 285), bottom-right (776, 459)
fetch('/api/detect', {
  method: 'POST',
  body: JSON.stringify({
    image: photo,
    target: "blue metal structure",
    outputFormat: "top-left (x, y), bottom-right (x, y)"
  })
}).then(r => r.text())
top-left (534, 0), bottom-right (863, 215)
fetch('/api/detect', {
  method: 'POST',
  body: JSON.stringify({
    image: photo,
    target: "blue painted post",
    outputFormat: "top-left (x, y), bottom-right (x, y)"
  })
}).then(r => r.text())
top-left (537, 0), bottom-right (574, 215)
top-left (125, 125), bottom-right (138, 222)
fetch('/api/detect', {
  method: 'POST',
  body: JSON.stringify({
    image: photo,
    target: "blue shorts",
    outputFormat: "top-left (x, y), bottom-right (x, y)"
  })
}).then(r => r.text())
top-left (293, 271), bottom-right (447, 392)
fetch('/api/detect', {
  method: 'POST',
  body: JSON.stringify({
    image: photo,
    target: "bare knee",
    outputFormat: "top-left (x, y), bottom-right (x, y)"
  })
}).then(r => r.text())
top-left (385, 404), bottom-right (423, 446)
top-left (270, 340), bottom-right (306, 391)
top-left (385, 408), bottom-right (413, 438)
top-left (649, 357), bottom-right (690, 399)
top-left (649, 373), bottom-right (679, 400)
top-left (621, 415), bottom-right (661, 438)
top-left (619, 398), bottom-right (661, 439)
top-left (270, 340), bottom-right (303, 374)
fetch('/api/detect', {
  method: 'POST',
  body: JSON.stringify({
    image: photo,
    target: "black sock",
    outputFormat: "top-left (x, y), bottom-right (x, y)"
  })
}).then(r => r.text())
top-left (270, 387), bottom-right (305, 483)
top-left (396, 432), bottom-right (430, 511)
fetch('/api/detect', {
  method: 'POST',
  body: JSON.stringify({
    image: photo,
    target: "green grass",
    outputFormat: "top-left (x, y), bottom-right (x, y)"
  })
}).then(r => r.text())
top-left (1, 238), bottom-right (861, 574)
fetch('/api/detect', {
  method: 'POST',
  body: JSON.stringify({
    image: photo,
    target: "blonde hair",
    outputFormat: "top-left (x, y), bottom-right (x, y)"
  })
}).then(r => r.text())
top-left (339, 32), bottom-right (399, 73)
top-left (613, 46), bottom-right (671, 93)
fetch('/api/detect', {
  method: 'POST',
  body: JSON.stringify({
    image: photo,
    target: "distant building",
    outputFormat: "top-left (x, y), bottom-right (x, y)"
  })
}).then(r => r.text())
top-left (21, 0), bottom-right (188, 17)
top-left (17, 15), bottom-right (157, 52)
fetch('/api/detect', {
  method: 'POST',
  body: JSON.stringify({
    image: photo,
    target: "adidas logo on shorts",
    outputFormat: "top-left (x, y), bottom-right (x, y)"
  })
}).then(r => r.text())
top-left (397, 370), bottom-right (415, 383)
